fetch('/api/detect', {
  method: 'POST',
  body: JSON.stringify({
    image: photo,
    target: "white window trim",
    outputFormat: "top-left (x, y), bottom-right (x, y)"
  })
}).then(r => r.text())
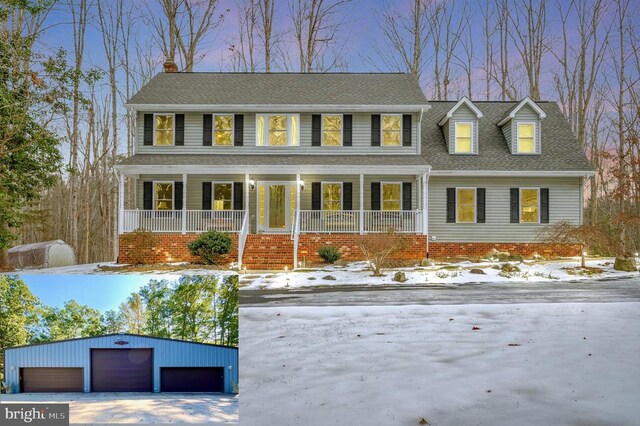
top-left (321, 113), bottom-right (343, 147)
top-left (455, 187), bottom-right (477, 223)
top-left (453, 121), bottom-right (474, 154)
top-left (380, 114), bottom-right (403, 147)
top-left (516, 121), bottom-right (537, 154)
top-left (212, 113), bottom-right (234, 147)
top-left (519, 187), bottom-right (541, 223)
top-left (212, 181), bottom-right (234, 211)
top-left (321, 181), bottom-right (343, 210)
top-left (153, 113), bottom-right (176, 146)
top-left (380, 181), bottom-right (403, 211)
top-left (255, 113), bottom-right (301, 147)
top-left (152, 180), bottom-right (175, 210)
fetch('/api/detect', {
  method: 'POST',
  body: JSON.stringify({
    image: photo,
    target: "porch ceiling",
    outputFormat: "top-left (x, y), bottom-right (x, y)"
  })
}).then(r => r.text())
top-left (115, 154), bottom-right (431, 175)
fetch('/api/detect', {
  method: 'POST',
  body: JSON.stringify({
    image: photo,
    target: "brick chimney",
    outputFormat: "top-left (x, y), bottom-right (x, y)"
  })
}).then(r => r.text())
top-left (163, 60), bottom-right (178, 73)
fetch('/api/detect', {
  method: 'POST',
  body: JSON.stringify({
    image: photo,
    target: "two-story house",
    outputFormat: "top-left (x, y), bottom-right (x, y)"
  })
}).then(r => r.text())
top-left (115, 67), bottom-right (593, 269)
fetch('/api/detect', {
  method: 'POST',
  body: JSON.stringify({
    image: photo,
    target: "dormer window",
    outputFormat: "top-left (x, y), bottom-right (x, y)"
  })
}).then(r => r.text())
top-left (517, 123), bottom-right (535, 154)
top-left (454, 122), bottom-right (473, 153)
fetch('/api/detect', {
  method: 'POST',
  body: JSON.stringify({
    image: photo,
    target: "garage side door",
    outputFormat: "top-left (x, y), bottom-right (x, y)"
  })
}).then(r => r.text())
top-left (160, 367), bottom-right (224, 392)
top-left (91, 349), bottom-right (153, 392)
top-left (21, 368), bottom-right (83, 393)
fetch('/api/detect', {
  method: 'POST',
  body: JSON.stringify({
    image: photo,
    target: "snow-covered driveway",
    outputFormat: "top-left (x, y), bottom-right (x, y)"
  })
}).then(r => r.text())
top-left (240, 302), bottom-right (640, 426)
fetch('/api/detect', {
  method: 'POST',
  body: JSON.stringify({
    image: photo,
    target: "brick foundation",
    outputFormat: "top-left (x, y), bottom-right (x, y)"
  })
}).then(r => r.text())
top-left (427, 242), bottom-right (581, 258)
top-left (118, 233), bottom-right (238, 264)
top-left (118, 232), bottom-right (581, 267)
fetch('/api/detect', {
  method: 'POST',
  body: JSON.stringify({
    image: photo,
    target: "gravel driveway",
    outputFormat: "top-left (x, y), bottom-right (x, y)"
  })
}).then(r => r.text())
top-left (0, 393), bottom-right (238, 424)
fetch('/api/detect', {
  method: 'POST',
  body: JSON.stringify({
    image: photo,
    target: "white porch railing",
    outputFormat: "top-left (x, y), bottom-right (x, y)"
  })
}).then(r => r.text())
top-left (121, 210), bottom-right (245, 233)
top-left (298, 210), bottom-right (360, 233)
top-left (363, 210), bottom-right (423, 233)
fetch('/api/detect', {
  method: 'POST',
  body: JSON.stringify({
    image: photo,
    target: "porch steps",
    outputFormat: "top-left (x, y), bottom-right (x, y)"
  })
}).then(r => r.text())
top-left (242, 234), bottom-right (295, 270)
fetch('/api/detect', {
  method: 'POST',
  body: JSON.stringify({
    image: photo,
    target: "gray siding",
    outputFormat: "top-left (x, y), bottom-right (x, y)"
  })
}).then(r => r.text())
top-left (446, 104), bottom-right (479, 155)
top-left (4, 335), bottom-right (238, 393)
top-left (136, 112), bottom-right (418, 155)
top-left (428, 176), bottom-right (581, 243)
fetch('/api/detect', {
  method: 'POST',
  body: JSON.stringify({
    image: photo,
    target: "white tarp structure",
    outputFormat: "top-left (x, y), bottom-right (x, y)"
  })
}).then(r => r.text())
top-left (7, 240), bottom-right (76, 269)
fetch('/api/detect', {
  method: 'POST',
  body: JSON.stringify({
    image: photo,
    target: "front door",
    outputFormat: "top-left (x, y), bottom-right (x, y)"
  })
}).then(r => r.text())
top-left (258, 182), bottom-right (294, 233)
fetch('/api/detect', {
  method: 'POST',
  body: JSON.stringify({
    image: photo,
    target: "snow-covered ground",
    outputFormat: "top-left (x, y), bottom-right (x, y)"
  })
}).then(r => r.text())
top-left (3, 262), bottom-right (237, 276)
top-left (241, 258), bottom-right (638, 289)
top-left (240, 302), bottom-right (640, 426)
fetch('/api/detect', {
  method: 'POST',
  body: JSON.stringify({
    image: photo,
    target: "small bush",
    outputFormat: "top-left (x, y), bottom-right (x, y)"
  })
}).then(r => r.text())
top-left (188, 231), bottom-right (232, 264)
top-left (318, 245), bottom-right (341, 263)
top-left (122, 229), bottom-right (160, 264)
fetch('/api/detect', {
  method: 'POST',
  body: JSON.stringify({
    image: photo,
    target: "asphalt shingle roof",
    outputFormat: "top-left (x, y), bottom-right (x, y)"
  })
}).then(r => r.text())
top-left (127, 72), bottom-right (428, 106)
top-left (423, 101), bottom-right (594, 172)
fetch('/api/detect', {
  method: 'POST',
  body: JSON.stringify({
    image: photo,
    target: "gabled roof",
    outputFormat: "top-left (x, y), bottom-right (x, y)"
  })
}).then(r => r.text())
top-left (127, 72), bottom-right (429, 109)
top-left (497, 96), bottom-right (547, 126)
top-left (437, 96), bottom-right (483, 126)
top-left (423, 101), bottom-right (593, 172)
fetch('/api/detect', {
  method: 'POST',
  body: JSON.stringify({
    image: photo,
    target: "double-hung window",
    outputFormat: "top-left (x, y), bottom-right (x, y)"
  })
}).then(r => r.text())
top-left (213, 183), bottom-right (233, 211)
top-left (214, 114), bottom-right (234, 146)
top-left (154, 182), bottom-right (173, 210)
top-left (456, 188), bottom-right (476, 223)
top-left (454, 122), bottom-right (473, 153)
top-left (520, 188), bottom-right (539, 223)
top-left (322, 183), bottom-right (342, 210)
top-left (382, 115), bottom-right (401, 146)
top-left (517, 123), bottom-right (535, 153)
top-left (322, 115), bottom-right (342, 146)
top-left (154, 114), bottom-right (174, 146)
top-left (382, 183), bottom-right (401, 211)
top-left (256, 114), bottom-right (300, 146)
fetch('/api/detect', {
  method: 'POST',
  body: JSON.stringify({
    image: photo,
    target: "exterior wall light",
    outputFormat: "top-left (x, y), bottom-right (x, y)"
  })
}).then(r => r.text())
top-left (298, 179), bottom-right (305, 190)
top-left (249, 178), bottom-right (256, 190)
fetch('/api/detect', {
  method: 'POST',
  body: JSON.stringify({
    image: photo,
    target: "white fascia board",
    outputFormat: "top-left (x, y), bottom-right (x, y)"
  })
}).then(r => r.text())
top-left (115, 164), bottom-right (432, 176)
top-left (430, 170), bottom-right (595, 177)
top-left (125, 104), bottom-right (432, 113)
top-left (497, 97), bottom-right (547, 127)
top-left (437, 96), bottom-right (483, 127)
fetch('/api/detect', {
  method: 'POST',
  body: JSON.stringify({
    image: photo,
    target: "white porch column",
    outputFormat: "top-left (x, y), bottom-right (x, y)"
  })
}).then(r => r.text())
top-left (245, 173), bottom-right (250, 218)
top-left (359, 173), bottom-right (364, 234)
top-left (294, 173), bottom-right (301, 269)
top-left (118, 173), bottom-right (125, 234)
top-left (422, 172), bottom-right (428, 235)
top-left (181, 173), bottom-right (187, 234)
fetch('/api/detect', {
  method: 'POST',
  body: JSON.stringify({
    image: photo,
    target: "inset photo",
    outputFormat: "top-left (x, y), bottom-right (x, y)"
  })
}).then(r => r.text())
top-left (0, 274), bottom-right (238, 424)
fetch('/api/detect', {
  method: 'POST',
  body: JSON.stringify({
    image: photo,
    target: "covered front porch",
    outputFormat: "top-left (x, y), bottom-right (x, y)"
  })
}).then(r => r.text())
top-left (115, 158), bottom-right (430, 267)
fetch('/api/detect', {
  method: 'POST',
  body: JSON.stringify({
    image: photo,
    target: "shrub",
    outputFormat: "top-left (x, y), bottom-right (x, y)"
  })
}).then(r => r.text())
top-left (318, 245), bottom-right (341, 263)
top-left (359, 230), bottom-right (408, 276)
top-left (122, 229), bottom-right (160, 264)
top-left (188, 231), bottom-right (232, 264)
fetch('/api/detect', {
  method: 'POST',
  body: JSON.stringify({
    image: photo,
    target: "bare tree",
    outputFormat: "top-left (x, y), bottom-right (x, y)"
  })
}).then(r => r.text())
top-left (175, 0), bottom-right (223, 71)
top-left (288, 0), bottom-right (352, 73)
top-left (509, 0), bottom-right (549, 99)
top-left (258, 0), bottom-right (275, 72)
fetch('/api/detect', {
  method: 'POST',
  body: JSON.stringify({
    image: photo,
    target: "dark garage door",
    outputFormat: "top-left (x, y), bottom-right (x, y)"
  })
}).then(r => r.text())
top-left (91, 349), bottom-right (152, 392)
top-left (21, 368), bottom-right (83, 393)
top-left (160, 367), bottom-right (224, 393)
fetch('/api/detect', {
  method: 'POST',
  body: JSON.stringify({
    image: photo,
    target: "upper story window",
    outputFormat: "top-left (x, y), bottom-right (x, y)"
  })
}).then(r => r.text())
top-left (322, 115), bottom-right (342, 146)
top-left (520, 188), bottom-right (539, 222)
top-left (382, 115), bottom-right (401, 146)
top-left (213, 182), bottom-right (233, 210)
top-left (322, 183), bottom-right (342, 210)
top-left (256, 114), bottom-right (300, 146)
top-left (517, 123), bottom-right (535, 153)
top-left (214, 115), bottom-right (234, 146)
top-left (154, 114), bottom-right (174, 146)
top-left (382, 182), bottom-right (401, 211)
top-left (154, 182), bottom-right (173, 210)
top-left (454, 122), bottom-right (473, 153)
top-left (456, 188), bottom-right (476, 222)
